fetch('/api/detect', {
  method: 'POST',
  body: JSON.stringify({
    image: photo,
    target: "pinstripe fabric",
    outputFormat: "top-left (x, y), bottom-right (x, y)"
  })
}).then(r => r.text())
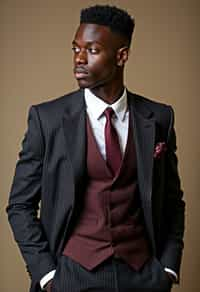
top-left (51, 255), bottom-right (172, 292)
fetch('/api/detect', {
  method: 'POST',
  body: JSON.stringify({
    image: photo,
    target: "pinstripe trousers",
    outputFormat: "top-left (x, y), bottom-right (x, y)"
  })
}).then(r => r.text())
top-left (51, 255), bottom-right (172, 292)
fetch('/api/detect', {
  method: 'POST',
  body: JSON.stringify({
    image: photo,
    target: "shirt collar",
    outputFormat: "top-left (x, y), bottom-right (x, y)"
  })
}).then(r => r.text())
top-left (84, 88), bottom-right (127, 121)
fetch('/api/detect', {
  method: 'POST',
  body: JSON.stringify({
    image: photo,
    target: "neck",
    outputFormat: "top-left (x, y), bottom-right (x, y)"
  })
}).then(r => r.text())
top-left (89, 80), bottom-right (125, 104)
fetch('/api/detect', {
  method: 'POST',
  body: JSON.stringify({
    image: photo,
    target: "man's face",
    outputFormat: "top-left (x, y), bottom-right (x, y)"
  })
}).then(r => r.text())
top-left (72, 23), bottom-right (123, 89)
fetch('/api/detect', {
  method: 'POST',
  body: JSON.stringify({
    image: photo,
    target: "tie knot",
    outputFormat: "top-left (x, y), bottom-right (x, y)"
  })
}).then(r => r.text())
top-left (104, 107), bottom-right (115, 120)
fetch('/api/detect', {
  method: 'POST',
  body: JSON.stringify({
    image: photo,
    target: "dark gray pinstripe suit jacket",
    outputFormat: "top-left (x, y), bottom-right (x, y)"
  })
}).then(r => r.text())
top-left (7, 89), bottom-right (185, 292)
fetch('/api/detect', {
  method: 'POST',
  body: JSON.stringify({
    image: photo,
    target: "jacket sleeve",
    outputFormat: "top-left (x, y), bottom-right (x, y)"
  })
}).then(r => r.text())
top-left (160, 106), bottom-right (185, 281)
top-left (6, 106), bottom-right (56, 284)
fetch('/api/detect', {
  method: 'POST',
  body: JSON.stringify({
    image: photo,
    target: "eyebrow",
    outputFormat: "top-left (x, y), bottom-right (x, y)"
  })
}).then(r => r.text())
top-left (72, 40), bottom-right (104, 47)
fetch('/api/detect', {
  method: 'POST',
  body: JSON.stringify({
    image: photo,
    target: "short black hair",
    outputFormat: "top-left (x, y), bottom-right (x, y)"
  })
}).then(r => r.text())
top-left (80, 5), bottom-right (135, 47)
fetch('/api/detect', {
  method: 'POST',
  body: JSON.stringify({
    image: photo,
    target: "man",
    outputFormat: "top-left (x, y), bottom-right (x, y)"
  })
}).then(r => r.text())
top-left (7, 5), bottom-right (185, 292)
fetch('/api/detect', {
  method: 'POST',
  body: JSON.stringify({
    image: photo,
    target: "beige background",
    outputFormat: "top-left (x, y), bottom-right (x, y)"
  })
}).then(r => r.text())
top-left (1, 0), bottom-right (199, 291)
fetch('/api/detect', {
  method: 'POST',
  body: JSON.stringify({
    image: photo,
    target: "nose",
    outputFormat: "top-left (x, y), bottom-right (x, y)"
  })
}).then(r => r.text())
top-left (75, 49), bottom-right (88, 65)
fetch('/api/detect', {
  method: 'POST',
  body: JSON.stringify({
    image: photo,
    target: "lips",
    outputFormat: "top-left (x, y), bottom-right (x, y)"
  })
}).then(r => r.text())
top-left (74, 67), bottom-right (89, 79)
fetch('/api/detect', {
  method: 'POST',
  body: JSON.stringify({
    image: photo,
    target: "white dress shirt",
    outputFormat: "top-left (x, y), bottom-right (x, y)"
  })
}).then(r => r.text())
top-left (84, 87), bottom-right (129, 159)
top-left (40, 88), bottom-right (177, 289)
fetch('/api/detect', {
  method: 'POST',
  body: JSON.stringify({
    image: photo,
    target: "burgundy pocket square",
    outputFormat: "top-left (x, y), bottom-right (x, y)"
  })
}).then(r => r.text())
top-left (153, 142), bottom-right (167, 159)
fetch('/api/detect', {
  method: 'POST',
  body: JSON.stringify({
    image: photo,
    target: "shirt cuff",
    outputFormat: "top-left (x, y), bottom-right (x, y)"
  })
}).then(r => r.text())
top-left (164, 267), bottom-right (178, 282)
top-left (40, 270), bottom-right (56, 290)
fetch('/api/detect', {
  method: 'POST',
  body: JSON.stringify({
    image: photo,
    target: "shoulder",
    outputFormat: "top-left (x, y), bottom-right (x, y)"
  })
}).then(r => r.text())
top-left (27, 89), bottom-right (84, 134)
top-left (33, 89), bottom-right (83, 115)
top-left (29, 89), bottom-right (83, 124)
top-left (128, 90), bottom-right (174, 125)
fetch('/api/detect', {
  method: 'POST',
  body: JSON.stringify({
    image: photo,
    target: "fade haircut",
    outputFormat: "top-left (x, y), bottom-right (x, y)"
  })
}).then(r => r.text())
top-left (80, 5), bottom-right (135, 47)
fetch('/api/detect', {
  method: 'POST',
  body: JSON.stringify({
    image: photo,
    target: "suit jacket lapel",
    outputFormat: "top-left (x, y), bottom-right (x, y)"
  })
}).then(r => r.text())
top-left (62, 90), bottom-right (86, 195)
top-left (128, 92), bottom-right (156, 250)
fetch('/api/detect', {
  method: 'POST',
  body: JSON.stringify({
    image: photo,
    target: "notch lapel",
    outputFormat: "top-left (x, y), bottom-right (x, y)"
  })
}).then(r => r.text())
top-left (128, 92), bottom-right (156, 251)
top-left (62, 90), bottom-right (86, 196)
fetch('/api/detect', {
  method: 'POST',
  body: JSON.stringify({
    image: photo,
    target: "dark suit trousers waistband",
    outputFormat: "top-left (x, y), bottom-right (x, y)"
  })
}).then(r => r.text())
top-left (51, 255), bottom-right (172, 292)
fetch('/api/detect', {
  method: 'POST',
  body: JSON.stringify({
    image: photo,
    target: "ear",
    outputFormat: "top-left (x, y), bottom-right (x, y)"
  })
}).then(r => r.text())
top-left (116, 47), bottom-right (129, 67)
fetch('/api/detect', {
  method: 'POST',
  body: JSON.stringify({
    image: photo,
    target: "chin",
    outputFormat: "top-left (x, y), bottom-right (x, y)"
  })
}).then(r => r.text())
top-left (76, 79), bottom-right (102, 90)
top-left (76, 79), bottom-right (90, 89)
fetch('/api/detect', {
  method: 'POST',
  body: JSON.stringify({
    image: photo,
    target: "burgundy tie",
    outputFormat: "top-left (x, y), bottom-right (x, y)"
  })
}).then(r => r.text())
top-left (104, 107), bottom-right (122, 176)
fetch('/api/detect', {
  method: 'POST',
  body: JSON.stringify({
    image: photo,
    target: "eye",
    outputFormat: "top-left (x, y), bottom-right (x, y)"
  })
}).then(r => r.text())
top-left (72, 46), bottom-right (80, 53)
top-left (88, 48), bottom-right (99, 54)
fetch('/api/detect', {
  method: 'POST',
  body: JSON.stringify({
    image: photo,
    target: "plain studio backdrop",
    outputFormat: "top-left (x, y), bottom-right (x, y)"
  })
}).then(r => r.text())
top-left (1, 0), bottom-right (199, 291)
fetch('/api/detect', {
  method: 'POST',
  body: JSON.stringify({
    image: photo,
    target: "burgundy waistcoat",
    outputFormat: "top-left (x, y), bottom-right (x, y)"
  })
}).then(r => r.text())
top-left (63, 114), bottom-right (151, 270)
